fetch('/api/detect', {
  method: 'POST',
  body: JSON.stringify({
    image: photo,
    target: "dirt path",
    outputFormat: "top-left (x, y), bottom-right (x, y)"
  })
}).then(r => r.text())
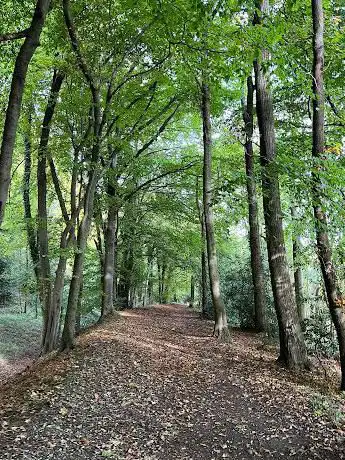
top-left (0, 304), bottom-right (344, 459)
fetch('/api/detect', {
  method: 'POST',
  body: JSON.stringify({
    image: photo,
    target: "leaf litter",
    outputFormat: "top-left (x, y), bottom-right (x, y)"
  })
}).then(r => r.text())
top-left (0, 304), bottom-right (344, 459)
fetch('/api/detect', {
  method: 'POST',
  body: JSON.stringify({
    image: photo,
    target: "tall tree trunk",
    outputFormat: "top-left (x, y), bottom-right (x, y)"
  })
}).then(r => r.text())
top-left (311, 0), bottom-right (345, 390)
top-left (189, 275), bottom-right (195, 308)
top-left (101, 204), bottom-right (118, 318)
top-left (158, 260), bottom-right (163, 303)
top-left (242, 75), bottom-right (266, 332)
top-left (254, 0), bottom-right (308, 369)
top-left (161, 259), bottom-right (167, 303)
top-left (61, 168), bottom-right (100, 350)
top-left (201, 80), bottom-right (229, 340)
top-left (162, 264), bottom-right (172, 303)
top-left (37, 70), bottom-right (65, 354)
top-left (23, 129), bottom-right (40, 284)
top-left (201, 248), bottom-right (210, 317)
top-left (291, 207), bottom-right (305, 322)
top-left (61, 0), bottom-right (102, 350)
top-left (147, 247), bottom-right (154, 305)
top-left (117, 240), bottom-right (134, 309)
top-left (101, 149), bottom-right (119, 319)
top-left (0, 0), bottom-right (51, 224)
top-left (196, 177), bottom-right (211, 318)
top-left (113, 212), bottom-right (119, 303)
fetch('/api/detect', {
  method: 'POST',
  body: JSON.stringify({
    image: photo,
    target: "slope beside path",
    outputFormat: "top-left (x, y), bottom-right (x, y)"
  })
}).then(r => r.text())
top-left (0, 304), bottom-right (344, 459)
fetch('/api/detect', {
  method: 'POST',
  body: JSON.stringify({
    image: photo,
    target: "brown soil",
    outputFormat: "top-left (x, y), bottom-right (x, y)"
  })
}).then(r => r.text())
top-left (0, 304), bottom-right (344, 459)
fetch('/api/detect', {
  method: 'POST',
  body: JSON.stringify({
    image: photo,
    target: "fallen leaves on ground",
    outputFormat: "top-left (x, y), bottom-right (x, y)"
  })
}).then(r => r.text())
top-left (0, 304), bottom-right (344, 459)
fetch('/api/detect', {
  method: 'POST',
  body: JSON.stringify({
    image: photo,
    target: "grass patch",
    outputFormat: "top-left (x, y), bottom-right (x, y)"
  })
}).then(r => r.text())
top-left (0, 311), bottom-right (42, 361)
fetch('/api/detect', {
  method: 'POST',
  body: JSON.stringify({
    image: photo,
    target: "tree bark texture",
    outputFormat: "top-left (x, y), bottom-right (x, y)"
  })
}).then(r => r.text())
top-left (23, 130), bottom-right (40, 285)
top-left (254, 0), bottom-right (308, 370)
top-left (291, 207), bottom-right (305, 322)
top-left (311, 0), bottom-right (345, 390)
top-left (201, 80), bottom-right (229, 340)
top-left (0, 0), bottom-right (51, 224)
top-left (243, 75), bottom-right (266, 332)
top-left (37, 70), bottom-right (65, 354)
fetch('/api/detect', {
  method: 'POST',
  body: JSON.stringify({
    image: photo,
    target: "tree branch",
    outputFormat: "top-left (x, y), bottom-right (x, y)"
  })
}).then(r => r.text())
top-left (0, 28), bottom-right (30, 42)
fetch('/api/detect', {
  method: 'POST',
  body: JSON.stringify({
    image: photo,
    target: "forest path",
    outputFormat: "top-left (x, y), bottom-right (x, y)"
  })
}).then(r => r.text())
top-left (0, 304), bottom-right (344, 459)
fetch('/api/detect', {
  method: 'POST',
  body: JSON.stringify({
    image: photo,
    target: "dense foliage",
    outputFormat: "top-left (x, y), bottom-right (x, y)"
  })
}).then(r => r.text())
top-left (1, 0), bottom-right (345, 388)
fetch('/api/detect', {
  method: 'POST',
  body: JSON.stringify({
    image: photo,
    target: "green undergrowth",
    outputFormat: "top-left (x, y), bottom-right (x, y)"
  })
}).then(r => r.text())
top-left (310, 392), bottom-right (345, 429)
top-left (0, 311), bottom-right (42, 361)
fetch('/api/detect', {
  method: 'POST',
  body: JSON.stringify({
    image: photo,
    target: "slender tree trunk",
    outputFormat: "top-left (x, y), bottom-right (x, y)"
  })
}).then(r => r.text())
top-left (101, 204), bottom-right (118, 318)
top-left (291, 207), bottom-right (305, 322)
top-left (189, 275), bottom-right (195, 308)
top-left (61, 168), bottom-right (100, 350)
top-left (38, 70), bottom-right (65, 354)
top-left (201, 248), bottom-right (210, 317)
top-left (75, 276), bottom-right (83, 335)
top-left (242, 75), bottom-right (266, 332)
top-left (161, 260), bottom-right (167, 302)
top-left (158, 260), bottom-right (163, 303)
top-left (0, 0), bottom-right (51, 224)
top-left (201, 80), bottom-right (229, 340)
top-left (196, 177), bottom-right (211, 318)
top-left (23, 129), bottom-right (40, 284)
top-left (254, 0), bottom-right (308, 370)
top-left (117, 240), bottom-right (134, 309)
top-left (113, 212), bottom-right (119, 303)
top-left (101, 148), bottom-right (119, 319)
top-left (61, 0), bottom-right (102, 350)
top-left (147, 247), bottom-right (154, 305)
top-left (311, 0), bottom-right (345, 390)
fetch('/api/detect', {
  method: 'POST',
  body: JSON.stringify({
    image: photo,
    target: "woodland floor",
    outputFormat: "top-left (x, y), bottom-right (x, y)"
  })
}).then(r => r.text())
top-left (0, 304), bottom-right (345, 460)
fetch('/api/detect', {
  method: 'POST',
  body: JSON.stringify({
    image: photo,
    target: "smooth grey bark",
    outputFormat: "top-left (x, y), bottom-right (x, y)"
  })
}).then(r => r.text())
top-left (254, 0), bottom-right (308, 369)
top-left (101, 149), bottom-right (119, 319)
top-left (23, 129), bottom-right (40, 285)
top-left (61, 168), bottom-right (100, 350)
top-left (201, 80), bottom-right (229, 340)
top-left (61, 0), bottom-right (102, 350)
top-left (196, 177), bottom-right (211, 318)
top-left (311, 0), bottom-right (345, 390)
top-left (37, 70), bottom-right (65, 354)
top-left (101, 204), bottom-right (118, 318)
top-left (242, 75), bottom-right (266, 332)
top-left (0, 0), bottom-right (51, 224)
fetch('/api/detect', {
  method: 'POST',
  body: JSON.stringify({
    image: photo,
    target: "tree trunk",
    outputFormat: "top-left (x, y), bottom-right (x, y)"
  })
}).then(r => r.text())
top-left (242, 75), bottom-right (266, 332)
top-left (196, 177), bottom-right (211, 318)
top-left (162, 263), bottom-right (171, 303)
top-left (253, 0), bottom-right (308, 370)
top-left (201, 80), bottom-right (229, 340)
top-left (158, 260), bottom-right (163, 303)
top-left (23, 129), bottom-right (40, 284)
top-left (291, 207), bottom-right (305, 322)
top-left (101, 147), bottom-right (119, 319)
top-left (311, 0), bottom-right (345, 390)
top-left (61, 0), bottom-right (102, 350)
top-left (147, 247), bottom-right (154, 305)
top-left (189, 275), bottom-right (195, 308)
top-left (117, 240), bottom-right (134, 309)
top-left (38, 70), bottom-right (65, 354)
top-left (0, 0), bottom-right (51, 224)
top-left (101, 204), bottom-right (118, 318)
top-left (61, 168), bottom-right (100, 350)
top-left (113, 212), bottom-right (119, 303)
